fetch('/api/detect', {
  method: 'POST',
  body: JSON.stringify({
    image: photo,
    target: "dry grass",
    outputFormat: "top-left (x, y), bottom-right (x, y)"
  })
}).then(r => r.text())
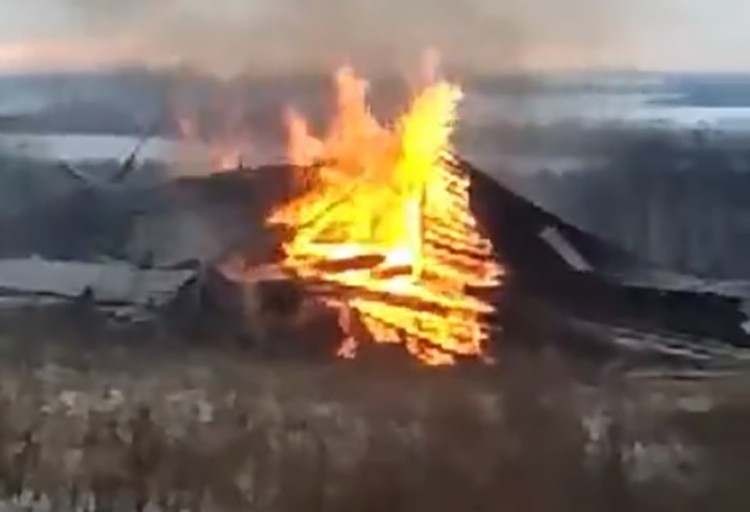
top-left (0, 334), bottom-right (746, 512)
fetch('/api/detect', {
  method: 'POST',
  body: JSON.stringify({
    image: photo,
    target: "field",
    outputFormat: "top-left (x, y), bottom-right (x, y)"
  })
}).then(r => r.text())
top-left (0, 331), bottom-right (747, 512)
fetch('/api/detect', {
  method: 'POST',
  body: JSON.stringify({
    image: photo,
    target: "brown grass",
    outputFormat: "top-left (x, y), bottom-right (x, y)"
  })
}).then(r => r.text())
top-left (0, 334), bottom-right (746, 512)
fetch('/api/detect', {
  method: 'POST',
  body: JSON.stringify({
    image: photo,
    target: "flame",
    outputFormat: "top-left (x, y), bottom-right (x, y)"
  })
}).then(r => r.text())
top-left (268, 64), bottom-right (502, 365)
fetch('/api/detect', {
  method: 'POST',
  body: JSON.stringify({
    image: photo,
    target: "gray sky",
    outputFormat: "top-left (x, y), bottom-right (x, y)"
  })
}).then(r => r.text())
top-left (0, 0), bottom-right (748, 74)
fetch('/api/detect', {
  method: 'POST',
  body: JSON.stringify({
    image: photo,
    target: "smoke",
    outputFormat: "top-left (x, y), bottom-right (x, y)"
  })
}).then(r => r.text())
top-left (59, 0), bottom-right (633, 76)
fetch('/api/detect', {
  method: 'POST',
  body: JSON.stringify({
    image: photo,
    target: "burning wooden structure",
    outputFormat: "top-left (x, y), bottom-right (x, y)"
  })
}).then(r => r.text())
top-left (193, 157), bottom-right (748, 367)
top-left (253, 67), bottom-right (502, 365)
top-left (217, 65), bottom-right (750, 366)
top-left (0, 63), bottom-right (749, 367)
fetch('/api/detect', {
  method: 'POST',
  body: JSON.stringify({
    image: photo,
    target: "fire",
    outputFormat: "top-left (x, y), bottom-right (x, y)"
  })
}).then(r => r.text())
top-left (268, 65), bottom-right (503, 365)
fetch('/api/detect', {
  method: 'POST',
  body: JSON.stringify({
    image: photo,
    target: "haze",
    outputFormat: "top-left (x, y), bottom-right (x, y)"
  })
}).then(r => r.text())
top-left (0, 0), bottom-right (748, 75)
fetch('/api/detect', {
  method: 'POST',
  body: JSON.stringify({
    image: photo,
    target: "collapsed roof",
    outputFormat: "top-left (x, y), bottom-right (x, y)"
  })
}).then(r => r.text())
top-left (0, 257), bottom-right (195, 323)
top-left (0, 158), bottom-right (748, 365)
top-left (463, 157), bottom-right (750, 363)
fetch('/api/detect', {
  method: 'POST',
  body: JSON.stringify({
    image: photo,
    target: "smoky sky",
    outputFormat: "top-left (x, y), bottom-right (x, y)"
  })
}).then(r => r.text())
top-left (2, 0), bottom-right (748, 74)
top-left (48, 0), bottom-right (632, 75)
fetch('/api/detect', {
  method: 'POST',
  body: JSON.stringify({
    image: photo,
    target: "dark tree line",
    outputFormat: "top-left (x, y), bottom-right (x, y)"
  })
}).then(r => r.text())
top-left (521, 132), bottom-right (750, 279)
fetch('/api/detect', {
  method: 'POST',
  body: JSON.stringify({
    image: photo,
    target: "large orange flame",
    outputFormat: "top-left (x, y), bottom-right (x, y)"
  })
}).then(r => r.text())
top-left (268, 65), bottom-right (503, 365)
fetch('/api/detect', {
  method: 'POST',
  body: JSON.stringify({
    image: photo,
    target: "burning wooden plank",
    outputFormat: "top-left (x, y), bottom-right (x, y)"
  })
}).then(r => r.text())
top-left (309, 254), bottom-right (386, 273)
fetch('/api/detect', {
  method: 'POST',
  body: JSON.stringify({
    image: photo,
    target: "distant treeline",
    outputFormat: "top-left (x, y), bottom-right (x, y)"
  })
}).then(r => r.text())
top-left (657, 74), bottom-right (750, 107)
top-left (520, 132), bottom-right (750, 279)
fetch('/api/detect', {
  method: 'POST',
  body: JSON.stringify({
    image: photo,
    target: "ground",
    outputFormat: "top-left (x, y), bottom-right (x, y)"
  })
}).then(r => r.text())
top-left (0, 332), bottom-right (747, 512)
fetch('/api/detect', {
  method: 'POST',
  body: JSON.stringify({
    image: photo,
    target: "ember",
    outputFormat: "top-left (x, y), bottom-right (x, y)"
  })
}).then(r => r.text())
top-left (267, 64), bottom-right (503, 365)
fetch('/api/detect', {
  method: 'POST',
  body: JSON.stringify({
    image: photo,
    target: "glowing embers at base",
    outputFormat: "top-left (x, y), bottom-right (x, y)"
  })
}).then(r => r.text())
top-left (267, 65), bottom-right (502, 365)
